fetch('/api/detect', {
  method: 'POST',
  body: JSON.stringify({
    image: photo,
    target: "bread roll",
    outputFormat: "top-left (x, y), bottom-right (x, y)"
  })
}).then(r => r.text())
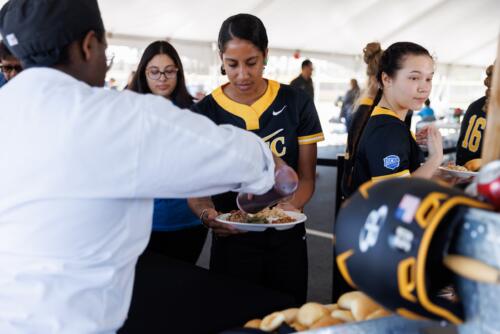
top-left (290, 321), bottom-right (308, 332)
top-left (323, 303), bottom-right (339, 311)
top-left (310, 315), bottom-right (344, 329)
top-left (260, 312), bottom-right (285, 332)
top-left (297, 302), bottom-right (329, 327)
top-left (338, 291), bottom-right (381, 321)
top-left (366, 308), bottom-right (392, 320)
top-left (280, 308), bottom-right (299, 324)
top-left (244, 319), bottom-right (261, 329)
top-left (464, 159), bottom-right (482, 171)
top-left (330, 309), bottom-right (355, 322)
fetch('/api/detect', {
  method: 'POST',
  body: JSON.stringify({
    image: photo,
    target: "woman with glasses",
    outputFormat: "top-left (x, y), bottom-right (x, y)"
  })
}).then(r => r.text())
top-left (128, 41), bottom-right (207, 264)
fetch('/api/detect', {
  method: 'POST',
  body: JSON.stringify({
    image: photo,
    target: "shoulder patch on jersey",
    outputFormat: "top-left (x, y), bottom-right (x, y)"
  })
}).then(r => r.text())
top-left (383, 155), bottom-right (400, 170)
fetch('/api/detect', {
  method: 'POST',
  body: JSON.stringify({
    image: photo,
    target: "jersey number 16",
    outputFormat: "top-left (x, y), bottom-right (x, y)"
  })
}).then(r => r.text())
top-left (461, 115), bottom-right (486, 153)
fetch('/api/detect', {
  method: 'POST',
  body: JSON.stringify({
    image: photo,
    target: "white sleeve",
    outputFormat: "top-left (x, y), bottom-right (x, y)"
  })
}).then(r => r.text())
top-left (133, 94), bottom-right (275, 198)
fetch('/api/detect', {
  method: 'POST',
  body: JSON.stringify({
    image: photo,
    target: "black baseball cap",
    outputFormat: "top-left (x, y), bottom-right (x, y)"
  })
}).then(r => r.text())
top-left (0, 0), bottom-right (105, 67)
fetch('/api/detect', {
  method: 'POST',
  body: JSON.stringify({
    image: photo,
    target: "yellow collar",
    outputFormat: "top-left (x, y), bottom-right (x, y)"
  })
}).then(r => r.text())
top-left (211, 80), bottom-right (280, 130)
top-left (371, 106), bottom-right (400, 120)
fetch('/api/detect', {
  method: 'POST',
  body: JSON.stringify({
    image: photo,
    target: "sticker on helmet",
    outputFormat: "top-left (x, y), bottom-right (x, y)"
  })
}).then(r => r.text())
top-left (359, 205), bottom-right (388, 252)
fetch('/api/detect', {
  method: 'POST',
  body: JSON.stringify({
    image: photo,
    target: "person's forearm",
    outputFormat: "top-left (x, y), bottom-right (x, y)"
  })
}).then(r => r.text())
top-left (412, 155), bottom-right (442, 179)
top-left (187, 197), bottom-right (215, 217)
top-left (288, 178), bottom-right (315, 210)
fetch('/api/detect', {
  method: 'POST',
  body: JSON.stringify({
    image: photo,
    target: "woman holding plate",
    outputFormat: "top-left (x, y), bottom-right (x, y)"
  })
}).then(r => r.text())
top-left (188, 13), bottom-right (323, 304)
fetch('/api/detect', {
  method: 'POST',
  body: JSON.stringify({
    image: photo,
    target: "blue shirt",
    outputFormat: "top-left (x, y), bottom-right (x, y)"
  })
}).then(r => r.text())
top-left (152, 198), bottom-right (201, 231)
top-left (418, 106), bottom-right (435, 118)
top-left (0, 74), bottom-right (7, 88)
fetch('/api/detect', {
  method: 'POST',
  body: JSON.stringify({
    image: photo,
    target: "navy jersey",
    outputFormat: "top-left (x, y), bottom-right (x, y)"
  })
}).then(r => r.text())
top-left (193, 80), bottom-right (324, 212)
top-left (342, 97), bottom-right (373, 197)
top-left (351, 106), bottom-right (424, 194)
top-left (456, 96), bottom-right (486, 169)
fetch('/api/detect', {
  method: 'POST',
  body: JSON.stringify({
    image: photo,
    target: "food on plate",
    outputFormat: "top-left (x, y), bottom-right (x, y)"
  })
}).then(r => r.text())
top-left (241, 291), bottom-right (392, 332)
top-left (226, 207), bottom-right (296, 225)
top-left (445, 163), bottom-right (469, 172)
top-left (464, 159), bottom-right (482, 171)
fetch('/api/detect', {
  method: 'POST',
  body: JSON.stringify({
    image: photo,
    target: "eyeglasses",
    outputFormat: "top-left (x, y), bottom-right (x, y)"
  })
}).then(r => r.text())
top-left (146, 66), bottom-right (178, 80)
top-left (0, 64), bottom-right (22, 73)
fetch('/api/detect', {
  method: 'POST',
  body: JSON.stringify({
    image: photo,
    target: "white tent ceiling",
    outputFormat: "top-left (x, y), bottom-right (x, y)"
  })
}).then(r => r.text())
top-left (96, 0), bottom-right (499, 67)
top-left (0, 0), bottom-right (498, 66)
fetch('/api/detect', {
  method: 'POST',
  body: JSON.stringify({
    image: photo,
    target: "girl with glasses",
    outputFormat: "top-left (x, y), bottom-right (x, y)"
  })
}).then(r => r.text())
top-left (128, 41), bottom-right (207, 264)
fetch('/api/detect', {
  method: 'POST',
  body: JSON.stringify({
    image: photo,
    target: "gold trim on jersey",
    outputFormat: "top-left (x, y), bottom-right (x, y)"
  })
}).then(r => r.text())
top-left (371, 169), bottom-right (410, 182)
top-left (359, 97), bottom-right (374, 106)
top-left (211, 80), bottom-right (280, 131)
top-left (298, 132), bottom-right (325, 145)
top-left (371, 106), bottom-right (400, 119)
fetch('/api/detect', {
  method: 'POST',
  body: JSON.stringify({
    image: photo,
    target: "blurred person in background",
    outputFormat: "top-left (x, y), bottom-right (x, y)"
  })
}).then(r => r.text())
top-left (417, 98), bottom-right (436, 122)
top-left (339, 78), bottom-right (360, 130)
top-left (290, 59), bottom-right (314, 99)
top-left (128, 40), bottom-right (207, 264)
top-left (455, 63), bottom-right (495, 171)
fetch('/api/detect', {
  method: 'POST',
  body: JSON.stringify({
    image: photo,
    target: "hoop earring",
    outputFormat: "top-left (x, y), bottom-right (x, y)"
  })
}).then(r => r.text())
top-left (220, 65), bottom-right (226, 75)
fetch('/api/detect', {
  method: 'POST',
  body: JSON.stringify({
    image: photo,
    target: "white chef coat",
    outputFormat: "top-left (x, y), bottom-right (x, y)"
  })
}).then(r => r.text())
top-left (0, 68), bottom-right (275, 333)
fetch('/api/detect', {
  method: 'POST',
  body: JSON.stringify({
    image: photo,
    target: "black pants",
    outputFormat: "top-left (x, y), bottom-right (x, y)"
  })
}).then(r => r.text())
top-left (145, 225), bottom-right (208, 264)
top-left (210, 223), bottom-right (308, 305)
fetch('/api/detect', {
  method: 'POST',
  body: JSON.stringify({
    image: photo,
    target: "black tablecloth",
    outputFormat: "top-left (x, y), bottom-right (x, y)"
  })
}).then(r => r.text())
top-left (118, 252), bottom-right (296, 334)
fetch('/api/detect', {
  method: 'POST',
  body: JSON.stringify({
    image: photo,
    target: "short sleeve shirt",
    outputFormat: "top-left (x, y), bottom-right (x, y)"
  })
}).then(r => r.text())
top-left (193, 80), bottom-right (324, 212)
top-left (456, 96), bottom-right (486, 167)
top-left (351, 106), bottom-right (424, 193)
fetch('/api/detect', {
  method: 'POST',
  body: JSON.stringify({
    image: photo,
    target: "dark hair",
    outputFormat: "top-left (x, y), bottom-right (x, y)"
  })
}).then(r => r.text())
top-left (128, 40), bottom-right (194, 109)
top-left (0, 41), bottom-right (13, 60)
top-left (218, 14), bottom-right (268, 54)
top-left (302, 59), bottom-right (312, 69)
top-left (347, 42), bottom-right (432, 192)
top-left (56, 29), bottom-right (105, 66)
top-left (425, 99), bottom-right (431, 106)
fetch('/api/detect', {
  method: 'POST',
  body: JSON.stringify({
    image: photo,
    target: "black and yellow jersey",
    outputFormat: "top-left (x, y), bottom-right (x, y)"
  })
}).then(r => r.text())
top-left (350, 106), bottom-right (424, 194)
top-left (193, 79), bottom-right (324, 212)
top-left (456, 96), bottom-right (486, 170)
top-left (341, 97), bottom-right (373, 197)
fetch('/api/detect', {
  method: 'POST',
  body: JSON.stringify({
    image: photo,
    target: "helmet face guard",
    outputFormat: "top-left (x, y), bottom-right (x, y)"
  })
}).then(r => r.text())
top-left (335, 178), bottom-right (492, 324)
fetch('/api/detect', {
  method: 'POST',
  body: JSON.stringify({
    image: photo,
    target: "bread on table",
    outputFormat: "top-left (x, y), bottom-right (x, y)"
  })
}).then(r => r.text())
top-left (260, 312), bottom-right (285, 332)
top-left (244, 319), bottom-right (261, 329)
top-left (338, 291), bottom-right (381, 321)
top-left (297, 302), bottom-right (330, 327)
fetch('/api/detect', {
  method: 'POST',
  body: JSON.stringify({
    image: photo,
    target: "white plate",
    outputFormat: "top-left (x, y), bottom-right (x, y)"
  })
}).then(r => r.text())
top-left (438, 166), bottom-right (477, 179)
top-left (215, 211), bottom-right (307, 232)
